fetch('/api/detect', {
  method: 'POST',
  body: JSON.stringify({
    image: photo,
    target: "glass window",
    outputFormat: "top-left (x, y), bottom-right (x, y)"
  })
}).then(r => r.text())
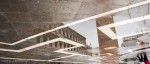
top-left (64, 44), bottom-right (66, 48)
top-left (49, 43), bottom-right (52, 47)
top-left (60, 42), bottom-right (62, 48)
top-left (40, 36), bottom-right (43, 42)
top-left (55, 42), bottom-right (58, 47)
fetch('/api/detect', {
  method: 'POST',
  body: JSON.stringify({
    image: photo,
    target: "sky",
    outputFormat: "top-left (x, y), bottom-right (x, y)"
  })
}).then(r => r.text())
top-left (63, 20), bottom-right (99, 48)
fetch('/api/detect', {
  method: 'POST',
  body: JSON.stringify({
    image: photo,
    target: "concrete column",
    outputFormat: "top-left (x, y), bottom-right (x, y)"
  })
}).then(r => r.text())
top-left (96, 17), bottom-right (119, 63)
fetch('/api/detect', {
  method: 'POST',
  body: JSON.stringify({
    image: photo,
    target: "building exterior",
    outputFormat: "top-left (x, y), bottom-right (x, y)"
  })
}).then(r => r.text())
top-left (121, 34), bottom-right (145, 47)
top-left (35, 23), bottom-right (92, 56)
top-left (121, 40), bottom-right (138, 47)
top-left (0, 23), bottom-right (92, 64)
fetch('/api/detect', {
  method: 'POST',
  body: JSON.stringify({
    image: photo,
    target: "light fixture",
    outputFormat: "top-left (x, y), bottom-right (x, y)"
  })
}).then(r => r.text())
top-left (106, 53), bottom-right (114, 56)
top-left (1, 0), bottom-right (149, 45)
top-left (127, 49), bottom-right (133, 53)
top-left (0, 38), bottom-right (84, 52)
top-left (0, 38), bottom-right (87, 62)
top-left (104, 46), bottom-right (117, 50)
top-left (0, 57), bottom-right (84, 64)
top-left (0, 0), bottom-right (150, 63)
top-left (98, 15), bottom-right (150, 39)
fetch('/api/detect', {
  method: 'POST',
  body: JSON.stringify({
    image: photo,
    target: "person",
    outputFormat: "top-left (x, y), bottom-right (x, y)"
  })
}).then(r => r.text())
top-left (143, 52), bottom-right (150, 64)
top-left (137, 52), bottom-right (150, 64)
top-left (137, 53), bottom-right (144, 62)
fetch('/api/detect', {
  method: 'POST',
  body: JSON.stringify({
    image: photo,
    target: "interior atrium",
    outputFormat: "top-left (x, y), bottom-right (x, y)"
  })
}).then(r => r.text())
top-left (1, 0), bottom-right (150, 64)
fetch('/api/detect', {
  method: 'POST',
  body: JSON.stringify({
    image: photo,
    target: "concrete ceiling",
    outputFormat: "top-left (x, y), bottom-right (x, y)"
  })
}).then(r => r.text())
top-left (0, 0), bottom-right (149, 43)
top-left (0, 0), bottom-right (150, 63)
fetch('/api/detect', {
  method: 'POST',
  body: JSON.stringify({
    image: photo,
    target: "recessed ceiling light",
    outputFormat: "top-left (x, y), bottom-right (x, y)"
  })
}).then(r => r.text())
top-left (127, 49), bottom-right (133, 53)
top-left (104, 46), bottom-right (117, 50)
top-left (106, 53), bottom-right (114, 56)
